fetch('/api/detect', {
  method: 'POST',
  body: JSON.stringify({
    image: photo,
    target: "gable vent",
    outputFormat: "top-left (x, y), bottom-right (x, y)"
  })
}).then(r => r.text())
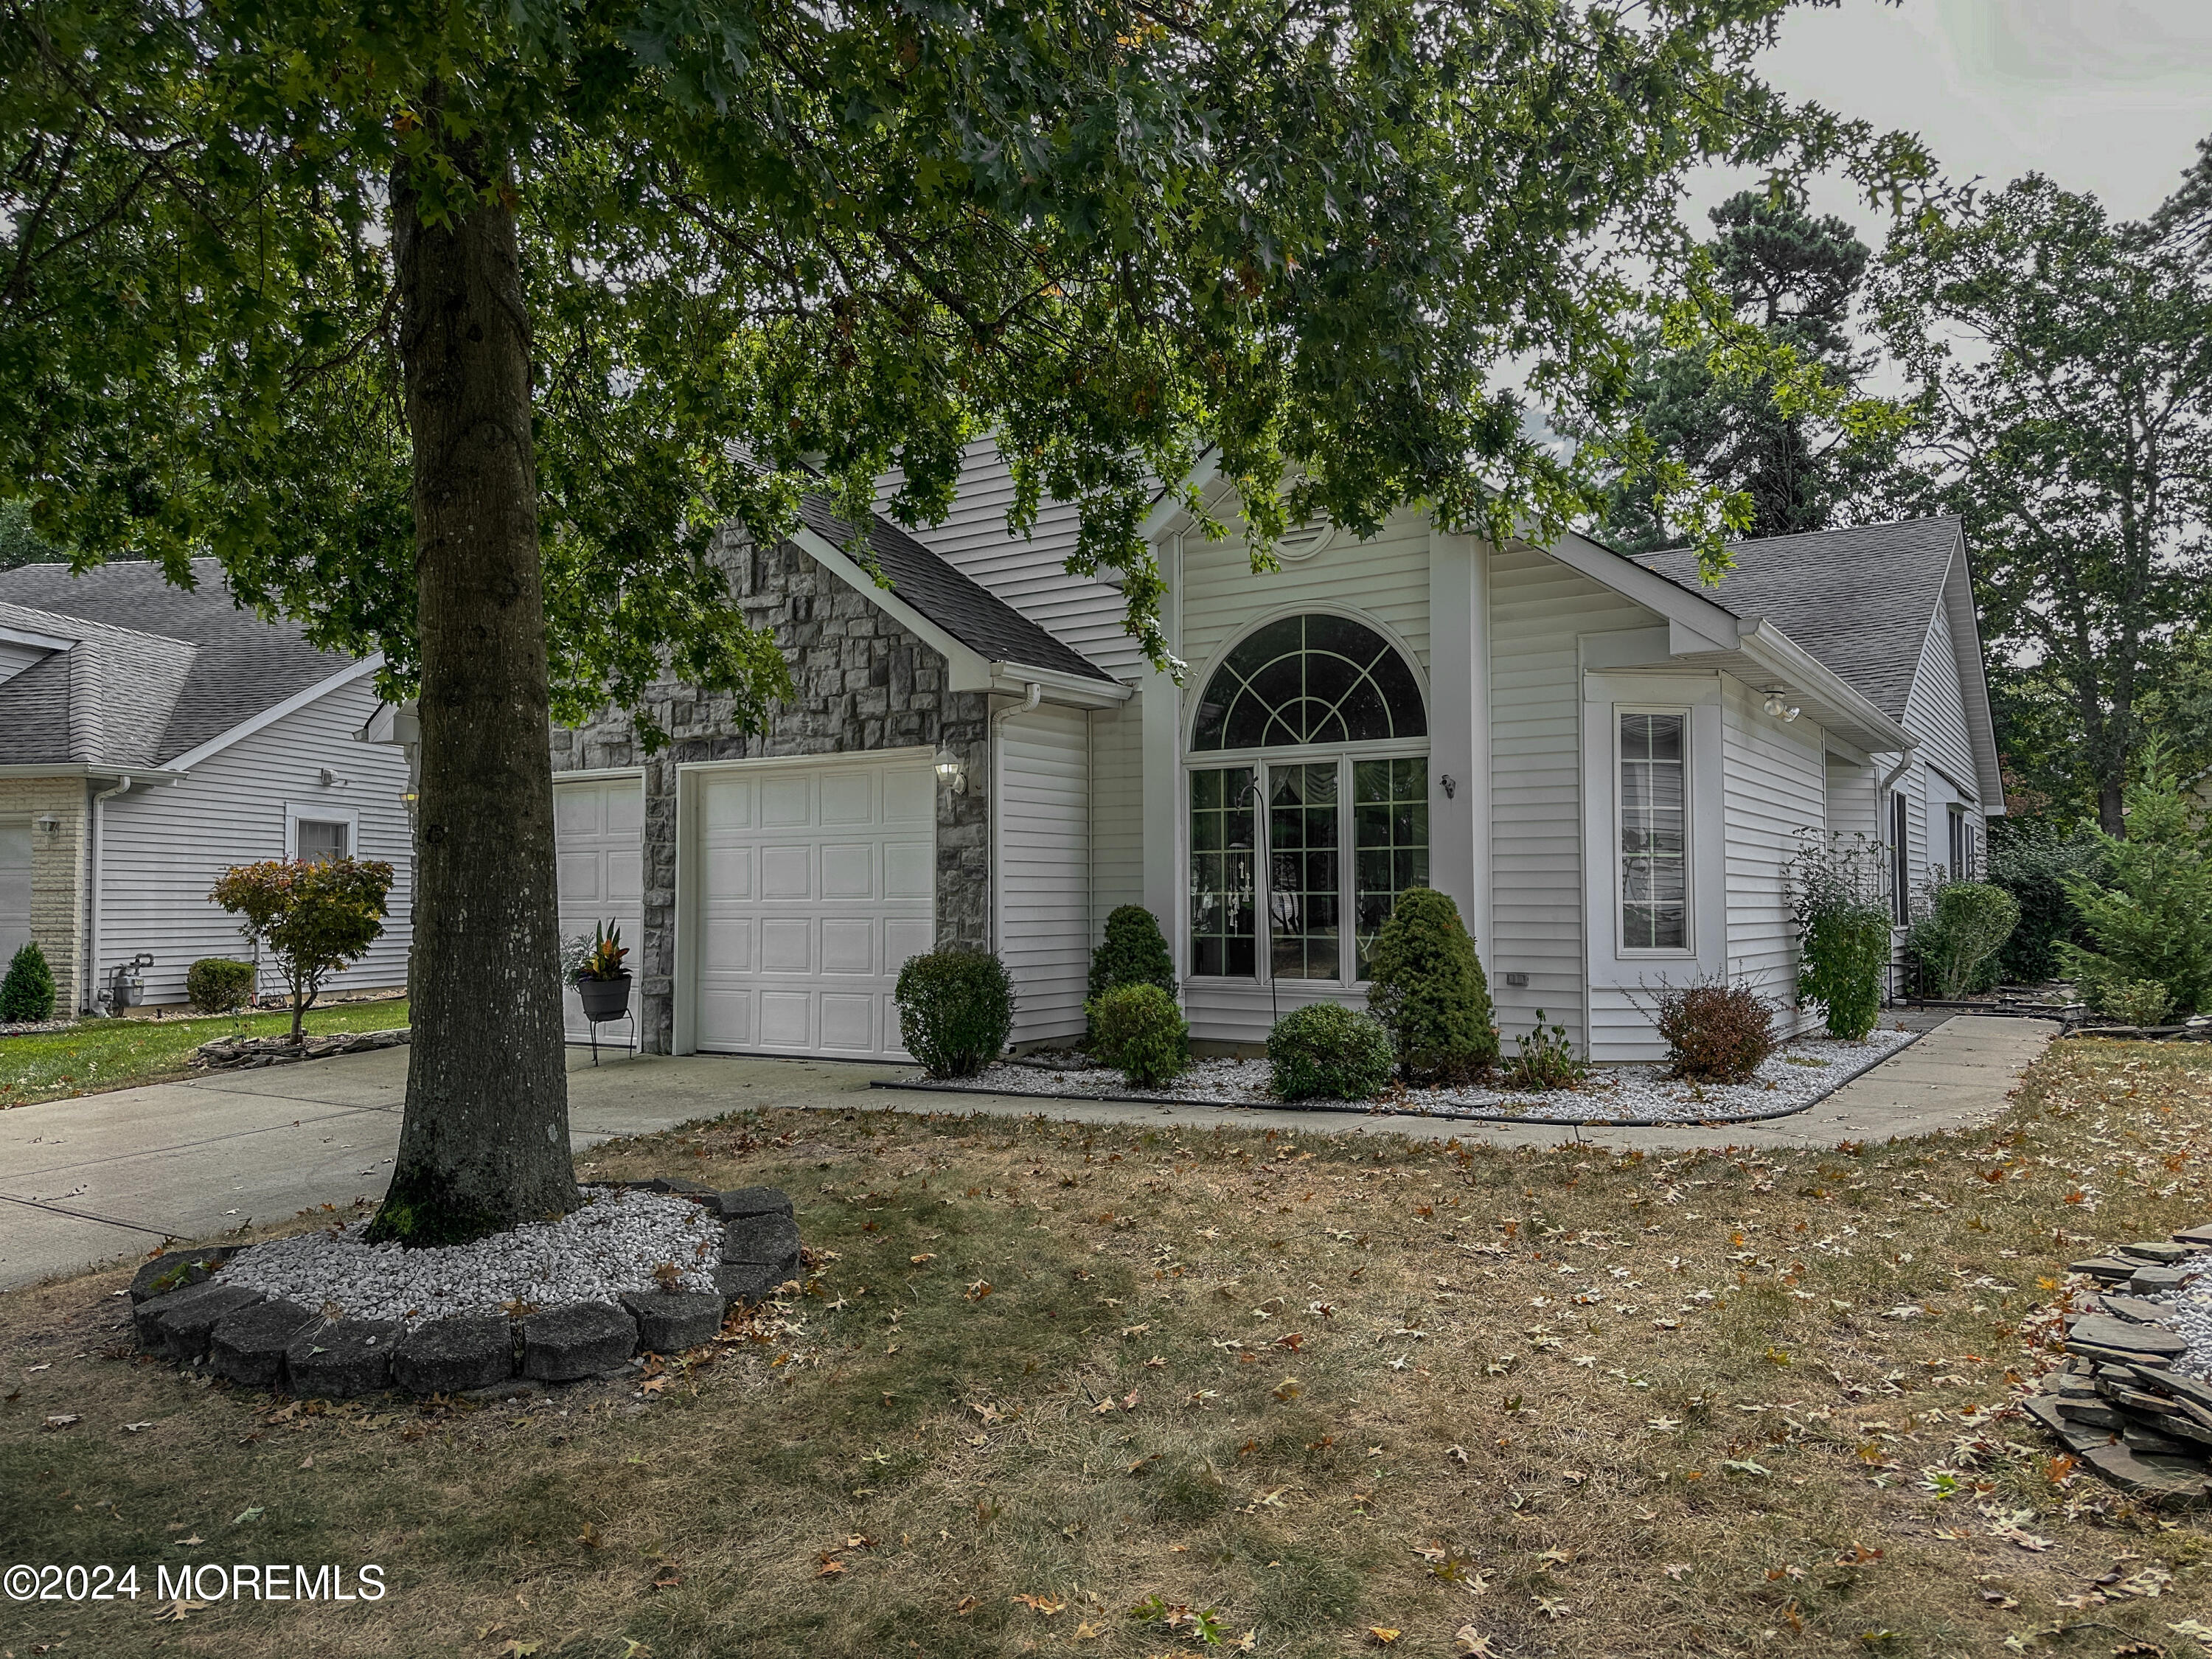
top-left (1274, 520), bottom-right (1336, 562)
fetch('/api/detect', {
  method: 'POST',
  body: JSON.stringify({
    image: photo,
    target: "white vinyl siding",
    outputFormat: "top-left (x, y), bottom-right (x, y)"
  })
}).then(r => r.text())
top-left (1487, 545), bottom-right (1655, 1050)
top-left (1720, 680), bottom-right (1827, 1035)
top-left (998, 702), bottom-right (1091, 1043)
top-left (880, 441), bottom-right (1146, 678)
top-left (1906, 606), bottom-right (1979, 813)
top-left (1089, 692), bottom-right (1145, 928)
top-left (96, 675), bottom-right (414, 1008)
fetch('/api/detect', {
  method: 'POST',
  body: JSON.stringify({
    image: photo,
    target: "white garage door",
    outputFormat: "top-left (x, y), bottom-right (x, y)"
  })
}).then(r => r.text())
top-left (554, 776), bottom-right (644, 1043)
top-left (691, 754), bottom-right (936, 1060)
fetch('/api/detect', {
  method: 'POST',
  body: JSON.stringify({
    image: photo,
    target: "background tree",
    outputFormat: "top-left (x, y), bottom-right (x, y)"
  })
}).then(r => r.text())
top-left (211, 859), bottom-right (397, 1043)
top-left (2, 0), bottom-right (1922, 1244)
top-left (1876, 159), bottom-right (2212, 835)
top-left (1596, 187), bottom-right (1910, 553)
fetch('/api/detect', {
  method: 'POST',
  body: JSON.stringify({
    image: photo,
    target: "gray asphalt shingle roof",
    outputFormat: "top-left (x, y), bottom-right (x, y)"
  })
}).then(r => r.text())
top-left (1632, 517), bottom-right (1964, 718)
top-left (0, 560), bottom-right (356, 767)
top-left (797, 494), bottom-right (1116, 683)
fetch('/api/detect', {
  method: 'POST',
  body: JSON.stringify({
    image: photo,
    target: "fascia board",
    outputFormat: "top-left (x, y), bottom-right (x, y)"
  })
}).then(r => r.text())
top-left (791, 524), bottom-right (996, 692)
top-left (163, 655), bottom-right (386, 773)
top-left (1544, 530), bottom-right (1745, 645)
top-left (0, 622), bottom-right (80, 653)
top-left (1736, 619), bottom-right (1917, 754)
top-left (1941, 538), bottom-right (2007, 813)
top-left (987, 661), bottom-right (1131, 707)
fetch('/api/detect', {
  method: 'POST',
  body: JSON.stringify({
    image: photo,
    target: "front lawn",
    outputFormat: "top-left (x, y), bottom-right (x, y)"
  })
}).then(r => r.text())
top-left (4, 1036), bottom-right (2212, 1657)
top-left (0, 998), bottom-right (409, 1109)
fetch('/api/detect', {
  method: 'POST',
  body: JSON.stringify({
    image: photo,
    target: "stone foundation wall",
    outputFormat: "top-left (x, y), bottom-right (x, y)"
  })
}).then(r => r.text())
top-left (550, 531), bottom-right (990, 1054)
top-left (0, 776), bottom-right (88, 1012)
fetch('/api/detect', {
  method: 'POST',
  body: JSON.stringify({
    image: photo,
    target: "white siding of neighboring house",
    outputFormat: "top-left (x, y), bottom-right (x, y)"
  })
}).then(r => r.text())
top-left (997, 700), bottom-right (1091, 1044)
top-left (1719, 678), bottom-right (1827, 1037)
top-left (1089, 692), bottom-right (1145, 931)
top-left (1905, 602), bottom-right (1983, 885)
top-left (1487, 545), bottom-right (1656, 1051)
top-left (880, 442), bottom-right (1148, 678)
top-left (97, 673), bottom-right (414, 1009)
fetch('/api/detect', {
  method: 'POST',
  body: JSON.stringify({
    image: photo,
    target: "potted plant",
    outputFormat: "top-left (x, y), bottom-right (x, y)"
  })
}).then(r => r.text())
top-left (567, 922), bottom-right (632, 1022)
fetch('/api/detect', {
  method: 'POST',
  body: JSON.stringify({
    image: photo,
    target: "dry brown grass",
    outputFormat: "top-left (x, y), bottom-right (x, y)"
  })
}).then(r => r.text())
top-left (7, 1037), bottom-right (2212, 1658)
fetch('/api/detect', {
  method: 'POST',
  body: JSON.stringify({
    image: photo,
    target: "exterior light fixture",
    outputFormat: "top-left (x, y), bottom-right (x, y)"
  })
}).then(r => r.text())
top-left (934, 747), bottom-right (967, 794)
top-left (32, 813), bottom-right (59, 833)
top-left (1762, 693), bottom-right (1802, 722)
top-left (1439, 774), bottom-right (1457, 799)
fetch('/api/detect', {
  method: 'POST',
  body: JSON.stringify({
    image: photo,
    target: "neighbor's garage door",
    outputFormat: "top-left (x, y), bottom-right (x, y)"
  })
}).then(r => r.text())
top-left (691, 754), bottom-right (935, 1059)
top-left (0, 823), bottom-right (31, 969)
top-left (554, 776), bottom-right (644, 1043)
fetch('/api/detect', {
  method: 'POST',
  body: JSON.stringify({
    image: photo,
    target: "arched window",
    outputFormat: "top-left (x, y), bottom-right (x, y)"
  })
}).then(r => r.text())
top-left (1186, 614), bottom-right (1429, 984)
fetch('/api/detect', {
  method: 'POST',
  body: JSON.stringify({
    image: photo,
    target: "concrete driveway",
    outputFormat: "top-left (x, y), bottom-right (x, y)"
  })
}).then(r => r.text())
top-left (0, 1015), bottom-right (2057, 1293)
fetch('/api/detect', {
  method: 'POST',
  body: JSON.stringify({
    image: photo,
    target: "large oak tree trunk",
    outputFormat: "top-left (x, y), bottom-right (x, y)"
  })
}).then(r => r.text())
top-left (366, 148), bottom-right (580, 1247)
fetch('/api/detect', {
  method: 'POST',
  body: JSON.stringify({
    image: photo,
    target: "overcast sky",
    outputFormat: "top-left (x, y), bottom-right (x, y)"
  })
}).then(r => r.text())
top-left (1683, 0), bottom-right (2212, 238)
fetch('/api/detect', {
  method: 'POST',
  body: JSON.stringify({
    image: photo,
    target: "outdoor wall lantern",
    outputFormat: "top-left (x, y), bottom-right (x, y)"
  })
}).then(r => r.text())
top-left (32, 813), bottom-right (59, 833)
top-left (934, 747), bottom-right (967, 794)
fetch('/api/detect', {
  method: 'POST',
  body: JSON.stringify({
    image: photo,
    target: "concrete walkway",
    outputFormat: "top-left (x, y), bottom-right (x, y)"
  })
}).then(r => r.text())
top-left (0, 1016), bottom-right (2056, 1293)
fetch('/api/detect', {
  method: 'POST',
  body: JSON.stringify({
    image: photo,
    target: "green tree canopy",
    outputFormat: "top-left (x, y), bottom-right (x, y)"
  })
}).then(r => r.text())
top-left (1, 0), bottom-right (1924, 1243)
top-left (1593, 186), bottom-right (1910, 553)
top-left (1875, 151), bottom-right (2212, 835)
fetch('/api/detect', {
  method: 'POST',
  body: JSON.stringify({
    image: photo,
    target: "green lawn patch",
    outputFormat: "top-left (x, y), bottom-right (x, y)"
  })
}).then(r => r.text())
top-left (0, 998), bottom-right (408, 1108)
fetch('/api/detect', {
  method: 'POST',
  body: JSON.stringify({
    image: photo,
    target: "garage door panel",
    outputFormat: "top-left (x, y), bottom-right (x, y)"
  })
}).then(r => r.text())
top-left (691, 755), bottom-right (933, 1060)
top-left (607, 849), bottom-right (644, 900)
top-left (759, 844), bottom-right (810, 898)
top-left (557, 852), bottom-right (605, 905)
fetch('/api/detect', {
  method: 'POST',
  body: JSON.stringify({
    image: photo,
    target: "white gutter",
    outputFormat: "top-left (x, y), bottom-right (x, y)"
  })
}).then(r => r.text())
top-left (988, 682), bottom-right (1043, 952)
top-left (984, 660), bottom-right (1130, 706)
top-left (86, 774), bottom-right (133, 1013)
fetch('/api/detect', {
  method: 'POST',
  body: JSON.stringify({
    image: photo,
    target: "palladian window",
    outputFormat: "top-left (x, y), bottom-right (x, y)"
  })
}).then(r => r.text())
top-left (1187, 614), bottom-right (1428, 983)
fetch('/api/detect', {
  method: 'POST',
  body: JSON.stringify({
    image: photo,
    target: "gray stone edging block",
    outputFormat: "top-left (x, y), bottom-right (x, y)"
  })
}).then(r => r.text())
top-left (392, 1314), bottom-right (516, 1394)
top-left (522, 1302), bottom-right (639, 1381)
top-left (137, 1281), bottom-right (264, 1361)
top-left (287, 1319), bottom-right (403, 1398)
top-left (621, 1291), bottom-right (725, 1353)
top-left (209, 1299), bottom-right (319, 1389)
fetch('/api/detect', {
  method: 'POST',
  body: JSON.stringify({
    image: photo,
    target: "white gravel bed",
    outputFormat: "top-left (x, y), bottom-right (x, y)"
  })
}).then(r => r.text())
top-left (2153, 1259), bottom-right (2212, 1379)
top-left (939, 1025), bottom-right (1919, 1124)
top-left (220, 1186), bottom-right (723, 1325)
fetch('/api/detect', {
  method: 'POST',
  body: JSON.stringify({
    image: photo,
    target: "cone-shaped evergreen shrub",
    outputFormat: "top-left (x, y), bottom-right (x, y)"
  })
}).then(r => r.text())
top-left (1363, 888), bottom-right (1498, 1081)
top-left (1, 940), bottom-right (56, 1023)
top-left (1088, 905), bottom-right (1175, 1001)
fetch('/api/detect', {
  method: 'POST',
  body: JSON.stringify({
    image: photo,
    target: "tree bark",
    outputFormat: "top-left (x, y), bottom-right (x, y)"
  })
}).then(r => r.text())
top-left (365, 143), bottom-right (580, 1246)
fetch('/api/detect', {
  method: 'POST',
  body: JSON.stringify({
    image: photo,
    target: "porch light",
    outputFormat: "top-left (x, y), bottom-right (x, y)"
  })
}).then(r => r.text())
top-left (1762, 693), bottom-right (1801, 722)
top-left (32, 813), bottom-right (60, 833)
top-left (934, 747), bottom-right (967, 794)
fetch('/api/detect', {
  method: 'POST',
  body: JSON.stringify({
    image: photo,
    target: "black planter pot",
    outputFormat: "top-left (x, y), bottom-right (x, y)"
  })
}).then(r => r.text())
top-left (576, 973), bottom-right (633, 1023)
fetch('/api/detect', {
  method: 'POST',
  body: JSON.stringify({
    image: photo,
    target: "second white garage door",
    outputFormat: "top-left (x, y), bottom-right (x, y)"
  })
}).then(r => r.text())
top-left (554, 775), bottom-right (645, 1043)
top-left (689, 752), bottom-right (936, 1060)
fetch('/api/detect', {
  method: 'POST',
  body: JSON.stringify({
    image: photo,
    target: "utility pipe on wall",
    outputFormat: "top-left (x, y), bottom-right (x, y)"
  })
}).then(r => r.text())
top-left (988, 682), bottom-right (1043, 955)
top-left (86, 774), bottom-right (133, 1013)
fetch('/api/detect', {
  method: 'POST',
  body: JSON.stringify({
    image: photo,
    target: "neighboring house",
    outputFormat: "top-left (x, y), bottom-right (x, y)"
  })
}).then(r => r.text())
top-left (0, 560), bottom-right (413, 1014)
top-left (517, 451), bottom-right (2000, 1065)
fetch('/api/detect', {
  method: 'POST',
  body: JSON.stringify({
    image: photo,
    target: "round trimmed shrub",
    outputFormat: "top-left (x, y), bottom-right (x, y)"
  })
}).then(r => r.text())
top-left (1088, 982), bottom-right (1189, 1088)
top-left (1651, 978), bottom-right (1775, 1083)
top-left (1267, 1003), bottom-right (1395, 1102)
top-left (1, 941), bottom-right (56, 1023)
top-left (1364, 888), bottom-right (1498, 1082)
top-left (894, 948), bottom-right (1015, 1078)
top-left (1088, 906), bottom-right (1175, 1003)
top-left (186, 957), bottom-right (257, 1014)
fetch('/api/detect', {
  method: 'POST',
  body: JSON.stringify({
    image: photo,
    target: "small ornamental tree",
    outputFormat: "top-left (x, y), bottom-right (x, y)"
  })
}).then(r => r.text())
top-left (1363, 888), bottom-right (1498, 1082)
top-left (1, 940), bottom-right (56, 1023)
top-left (211, 858), bottom-right (396, 1042)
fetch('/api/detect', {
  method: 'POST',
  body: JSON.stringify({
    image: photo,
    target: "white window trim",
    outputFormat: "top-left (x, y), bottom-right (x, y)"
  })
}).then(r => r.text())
top-left (1612, 703), bottom-right (1697, 960)
top-left (285, 801), bottom-right (361, 862)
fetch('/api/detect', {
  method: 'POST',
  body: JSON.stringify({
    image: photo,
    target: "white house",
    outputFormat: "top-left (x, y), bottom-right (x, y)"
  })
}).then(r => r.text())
top-left (0, 560), bottom-right (414, 1014)
top-left (540, 450), bottom-right (2000, 1064)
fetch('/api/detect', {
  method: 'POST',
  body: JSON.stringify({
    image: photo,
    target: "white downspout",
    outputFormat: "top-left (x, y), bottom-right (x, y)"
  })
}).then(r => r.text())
top-left (989, 683), bottom-right (1043, 955)
top-left (88, 774), bottom-right (133, 1013)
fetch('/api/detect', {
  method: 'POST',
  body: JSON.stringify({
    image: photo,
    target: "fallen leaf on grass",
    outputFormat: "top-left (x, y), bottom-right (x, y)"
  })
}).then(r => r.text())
top-left (152, 1599), bottom-right (209, 1622)
top-left (1454, 1626), bottom-right (1498, 1658)
top-left (909, 1253), bottom-right (936, 1265)
top-left (498, 1642), bottom-right (541, 1658)
top-left (232, 1505), bottom-right (263, 1525)
top-left (1011, 1593), bottom-right (1065, 1615)
top-left (953, 1596), bottom-right (978, 1616)
top-left (817, 1559), bottom-right (845, 1579)
top-left (1074, 1621), bottom-right (1102, 1640)
top-left (1366, 1629), bottom-right (1400, 1646)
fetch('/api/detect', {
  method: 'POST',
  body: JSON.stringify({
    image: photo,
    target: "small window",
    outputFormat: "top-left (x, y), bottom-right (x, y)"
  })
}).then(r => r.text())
top-left (1619, 712), bottom-right (1687, 951)
top-left (1947, 804), bottom-right (1967, 879)
top-left (1890, 792), bottom-right (1910, 923)
top-left (296, 819), bottom-right (350, 863)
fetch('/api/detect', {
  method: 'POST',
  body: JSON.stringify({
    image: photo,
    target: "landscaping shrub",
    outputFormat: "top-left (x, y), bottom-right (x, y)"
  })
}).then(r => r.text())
top-left (2101, 978), bottom-right (2174, 1028)
top-left (1088, 905), bottom-right (1175, 1002)
top-left (1503, 1011), bottom-right (1588, 1091)
top-left (1087, 982), bottom-right (1189, 1088)
top-left (1905, 880), bottom-right (2021, 999)
top-left (1363, 887), bottom-right (1498, 1082)
top-left (1985, 819), bottom-right (2105, 983)
top-left (0, 941), bottom-right (55, 1023)
top-left (1650, 978), bottom-right (1775, 1083)
top-left (2058, 747), bottom-right (2212, 1018)
top-left (1788, 831), bottom-right (1892, 1040)
top-left (1267, 1003), bottom-right (1394, 1102)
top-left (185, 957), bottom-right (257, 1014)
top-left (894, 948), bottom-right (1015, 1078)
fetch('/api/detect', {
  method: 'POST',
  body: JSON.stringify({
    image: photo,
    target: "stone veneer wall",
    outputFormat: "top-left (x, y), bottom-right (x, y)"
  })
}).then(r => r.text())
top-left (0, 776), bottom-right (88, 1013)
top-left (549, 532), bottom-right (991, 1054)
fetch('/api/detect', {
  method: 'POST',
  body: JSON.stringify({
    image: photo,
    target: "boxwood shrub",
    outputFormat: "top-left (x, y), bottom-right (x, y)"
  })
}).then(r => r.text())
top-left (1267, 1003), bottom-right (1394, 1102)
top-left (894, 949), bottom-right (1015, 1078)
top-left (186, 957), bottom-right (257, 1015)
top-left (1087, 982), bottom-right (1189, 1088)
